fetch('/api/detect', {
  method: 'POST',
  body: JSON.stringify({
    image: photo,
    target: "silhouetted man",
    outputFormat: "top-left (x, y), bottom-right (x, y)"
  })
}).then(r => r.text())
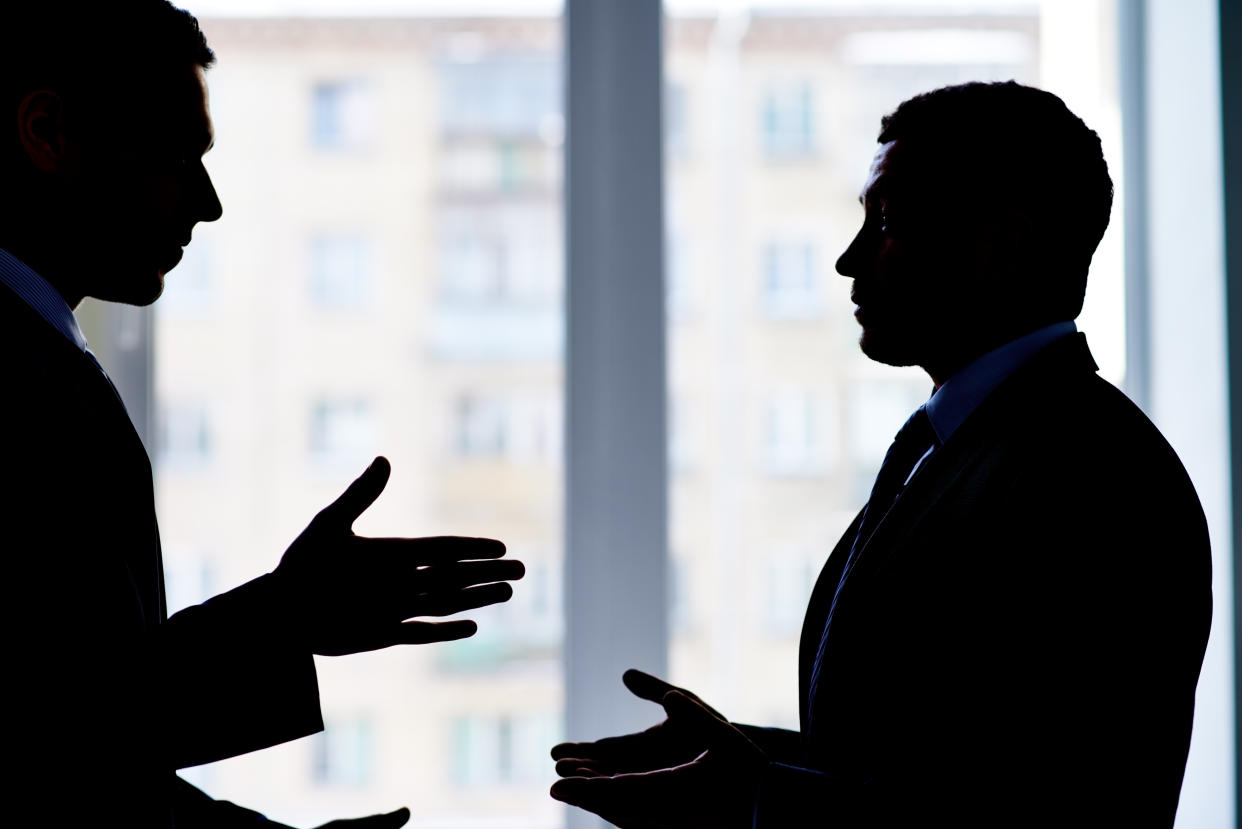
top-left (551, 82), bottom-right (1212, 827)
top-left (0, 4), bottom-right (523, 827)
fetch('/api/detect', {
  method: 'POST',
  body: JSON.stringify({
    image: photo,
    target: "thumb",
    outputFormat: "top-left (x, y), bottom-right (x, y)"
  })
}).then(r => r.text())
top-left (317, 456), bottom-right (391, 529)
top-left (625, 669), bottom-right (726, 719)
top-left (622, 668), bottom-right (679, 704)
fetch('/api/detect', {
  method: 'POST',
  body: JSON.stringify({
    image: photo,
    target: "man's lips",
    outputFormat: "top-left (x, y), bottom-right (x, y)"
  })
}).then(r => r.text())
top-left (851, 291), bottom-right (867, 319)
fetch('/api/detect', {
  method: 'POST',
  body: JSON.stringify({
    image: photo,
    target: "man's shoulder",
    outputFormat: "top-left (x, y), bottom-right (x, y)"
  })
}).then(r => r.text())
top-left (982, 334), bottom-right (1175, 460)
top-left (959, 336), bottom-right (1201, 510)
top-left (0, 285), bottom-right (100, 448)
top-left (0, 282), bottom-right (89, 384)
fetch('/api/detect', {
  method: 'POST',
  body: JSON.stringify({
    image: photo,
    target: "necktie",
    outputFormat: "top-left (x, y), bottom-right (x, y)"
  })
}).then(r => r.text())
top-left (806, 406), bottom-right (937, 730)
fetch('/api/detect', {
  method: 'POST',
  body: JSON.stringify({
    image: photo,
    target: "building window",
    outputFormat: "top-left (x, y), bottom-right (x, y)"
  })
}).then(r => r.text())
top-left (450, 713), bottom-right (555, 787)
top-left (763, 388), bottom-right (831, 476)
top-left (310, 399), bottom-right (375, 465)
top-left (439, 56), bottom-right (559, 138)
top-left (761, 241), bottom-right (822, 318)
top-left (157, 402), bottom-right (212, 468)
top-left (761, 81), bottom-right (816, 158)
top-left (441, 233), bottom-right (505, 304)
top-left (507, 393), bottom-right (561, 464)
top-left (312, 80), bottom-right (373, 150)
top-left (310, 235), bottom-right (373, 309)
top-left (454, 394), bottom-right (507, 457)
top-left (439, 207), bottom-right (560, 307)
top-left (312, 717), bottom-right (373, 787)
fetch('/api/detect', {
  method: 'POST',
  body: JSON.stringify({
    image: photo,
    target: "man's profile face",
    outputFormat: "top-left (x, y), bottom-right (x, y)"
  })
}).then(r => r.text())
top-left (837, 140), bottom-right (968, 370)
top-left (69, 63), bottom-right (222, 305)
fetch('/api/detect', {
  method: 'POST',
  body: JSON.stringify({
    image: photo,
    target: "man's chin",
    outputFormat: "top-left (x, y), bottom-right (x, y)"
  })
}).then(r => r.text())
top-left (858, 329), bottom-right (919, 368)
top-left (92, 271), bottom-right (166, 306)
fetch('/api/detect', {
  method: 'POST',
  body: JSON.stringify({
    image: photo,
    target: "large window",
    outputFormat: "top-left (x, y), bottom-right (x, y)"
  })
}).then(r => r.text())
top-left (73, 2), bottom-right (1227, 828)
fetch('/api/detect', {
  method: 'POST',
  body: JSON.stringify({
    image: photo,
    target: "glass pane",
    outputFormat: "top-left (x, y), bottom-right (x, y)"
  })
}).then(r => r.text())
top-left (664, 0), bottom-right (1124, 729)
top-left (157, 6), bottom-right (564, 827)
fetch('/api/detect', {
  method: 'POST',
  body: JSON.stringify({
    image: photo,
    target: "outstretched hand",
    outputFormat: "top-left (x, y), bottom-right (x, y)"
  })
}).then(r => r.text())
top-left (550, 685), bottom-right (766, 828)
top-left (273, 457), bottom-right (523, 656)
top-left (551, 669), bottom-right (725, 778)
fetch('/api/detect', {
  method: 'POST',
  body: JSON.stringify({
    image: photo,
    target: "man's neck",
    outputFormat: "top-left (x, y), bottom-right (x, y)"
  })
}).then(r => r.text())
top-left (0, 233), bottom-right (84, 310)
top-left (922, 322), bottom-right (1057, 389)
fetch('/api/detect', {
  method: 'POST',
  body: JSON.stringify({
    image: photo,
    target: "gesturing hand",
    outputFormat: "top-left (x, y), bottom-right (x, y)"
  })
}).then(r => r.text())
top-left (273, 456), bottom-right (523, 656)
top-left (550, 688), bottom-right (767, 829)
top-left (551, 670), bottom-right (725, 778)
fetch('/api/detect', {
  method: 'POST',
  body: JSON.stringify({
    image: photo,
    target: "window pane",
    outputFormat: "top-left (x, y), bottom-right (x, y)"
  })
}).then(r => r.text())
top-left (157, 8), bottom-right (564, 828)
top-left (664, 0), bottom-right (1124, 733)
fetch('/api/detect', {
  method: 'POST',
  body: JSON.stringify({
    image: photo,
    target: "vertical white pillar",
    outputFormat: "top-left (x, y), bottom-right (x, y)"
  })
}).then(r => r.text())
top-left (1131, 1), bottom-right (1234, 826)
top-left (563, 1), bottom-right (667, 826)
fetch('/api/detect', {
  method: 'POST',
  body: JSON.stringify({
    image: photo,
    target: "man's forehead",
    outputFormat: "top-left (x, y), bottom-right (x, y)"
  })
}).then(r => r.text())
top-left (859, 140), bottom-right (900, 204)
top-left (145, 63), bottom-right (214, 149)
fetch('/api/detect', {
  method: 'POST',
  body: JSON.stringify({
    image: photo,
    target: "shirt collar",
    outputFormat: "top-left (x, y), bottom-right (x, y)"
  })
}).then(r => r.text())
top-left (0, 247), bottom-right (89, 352)
top-left (924, 320), bottom-right (1078, 445)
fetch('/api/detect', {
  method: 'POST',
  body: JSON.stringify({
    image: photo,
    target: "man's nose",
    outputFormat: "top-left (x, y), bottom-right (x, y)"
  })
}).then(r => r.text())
top-left (836, 229), bottom-right (864, 278)
top-left (197, 166), bottom-right (223, 224)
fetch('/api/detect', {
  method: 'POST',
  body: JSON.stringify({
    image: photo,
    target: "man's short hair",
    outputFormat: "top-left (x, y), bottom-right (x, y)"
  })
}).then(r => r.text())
top-left (878, 81), bottom-right (1113, 322)
top-left (1, 1), bottom-right (214, 123)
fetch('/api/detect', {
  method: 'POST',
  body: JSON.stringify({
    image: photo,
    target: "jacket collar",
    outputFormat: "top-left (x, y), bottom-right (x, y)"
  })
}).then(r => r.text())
top-left (832, 332), bottom-right (1101, 615)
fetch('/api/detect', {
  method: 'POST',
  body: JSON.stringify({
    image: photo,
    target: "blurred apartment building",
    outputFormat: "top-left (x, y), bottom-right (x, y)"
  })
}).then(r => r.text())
top-left (147, 7), bottom-right (1046, 826)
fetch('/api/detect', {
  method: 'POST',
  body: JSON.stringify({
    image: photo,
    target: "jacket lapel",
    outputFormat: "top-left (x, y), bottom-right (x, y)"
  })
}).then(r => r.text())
top-left (799, 507), bottom-right (864, 730)
top-left (808, 333), bottom-right (1101, 693)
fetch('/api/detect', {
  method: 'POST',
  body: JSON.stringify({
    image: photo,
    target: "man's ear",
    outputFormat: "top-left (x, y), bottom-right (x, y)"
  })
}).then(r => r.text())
top-left (975, 208), bottom-right (1036, 279)
top-left (991, 208), bottom-right (1035, 252)
top-left (16, 89), bottom-right (76, 174)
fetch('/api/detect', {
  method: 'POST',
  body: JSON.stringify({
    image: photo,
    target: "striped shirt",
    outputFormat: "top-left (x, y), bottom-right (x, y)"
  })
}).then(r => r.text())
top-left (0, 247), bottom-right (89, 352)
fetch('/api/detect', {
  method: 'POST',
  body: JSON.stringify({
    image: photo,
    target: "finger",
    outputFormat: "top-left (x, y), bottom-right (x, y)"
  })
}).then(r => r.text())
top-left (316, 457), bottom-right (391, 530)
top-left (364, 536), bottom-right (508, 563)
top-left (391, 619), bottom-right (477, 644)
top-left (555, 758), bottom-right (612, 777)
top-left (550, 731), bottom-right (648, 762)
top-left (416, 558), bottom-right (526, 588)
top-left (550, 770), bottom-right (679, 813)
top-left (411, 581), bottom-right (514, 617)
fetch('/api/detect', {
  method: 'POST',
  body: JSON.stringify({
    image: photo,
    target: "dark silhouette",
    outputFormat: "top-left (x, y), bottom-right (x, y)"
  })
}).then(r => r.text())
top-left (551, 81), bottom-right (1212, 828)
top-left (0, 3), bottom-right (522, 828)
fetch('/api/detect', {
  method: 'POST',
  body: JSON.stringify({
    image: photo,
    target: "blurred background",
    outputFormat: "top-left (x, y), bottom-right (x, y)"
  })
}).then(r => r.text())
top-left (75, 0), bottom-right (1235, 827)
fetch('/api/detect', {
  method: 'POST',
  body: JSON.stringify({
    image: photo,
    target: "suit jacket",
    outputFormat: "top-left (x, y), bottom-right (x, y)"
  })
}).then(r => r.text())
top-left (0, 282), bottom-right (323, 828)
top-left (742, 334), bottom-right (1212, 827)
